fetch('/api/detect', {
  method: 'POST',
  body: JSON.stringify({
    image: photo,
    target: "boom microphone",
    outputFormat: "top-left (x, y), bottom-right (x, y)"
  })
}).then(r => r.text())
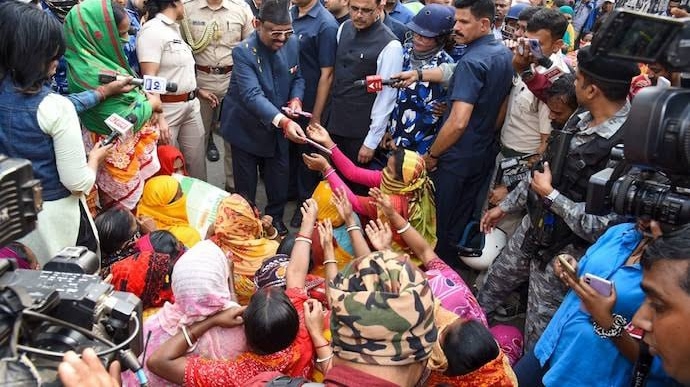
top-left (98, 70), bottom-right (178, 93)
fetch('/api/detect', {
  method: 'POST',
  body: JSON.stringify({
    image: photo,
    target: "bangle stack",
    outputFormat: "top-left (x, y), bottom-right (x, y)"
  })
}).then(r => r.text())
top-left (323, 168), bottom-right (335, 179)
top-left (316, 353), bottom-right (335, 363)
top-left (593, 314), bottom-right (627, 338)
top-left (295, 236), bottom-right (312, 245)
top-left (396, 222), bottom-right (411, 234)
top-left (266, 228), bottom-right (279, 240)
top-left (346, 224), bottom-right (361, 233)
top-left (181, 325), bottom-right (198, 353)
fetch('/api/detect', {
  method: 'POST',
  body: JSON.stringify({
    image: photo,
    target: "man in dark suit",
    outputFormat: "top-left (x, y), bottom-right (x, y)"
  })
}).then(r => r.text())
top-left (221, 0), bottom-right (306, 235)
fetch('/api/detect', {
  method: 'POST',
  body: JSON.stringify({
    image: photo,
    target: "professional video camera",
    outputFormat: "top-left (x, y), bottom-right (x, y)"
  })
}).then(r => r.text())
top-left (0, 247), bottom-right (144, 385)
top-left (585, 10), bottom-right (690, 225)
top-left (0, 155), bottom-right (42, 248)
top-left (0, 155), bottom-right (144, 385)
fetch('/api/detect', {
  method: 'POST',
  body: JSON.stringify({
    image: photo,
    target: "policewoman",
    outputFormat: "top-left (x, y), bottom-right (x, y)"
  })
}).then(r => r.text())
top-left (137, 0), bottom-right (216, 180)
top-left (180, 0), bottom-right (254, 164)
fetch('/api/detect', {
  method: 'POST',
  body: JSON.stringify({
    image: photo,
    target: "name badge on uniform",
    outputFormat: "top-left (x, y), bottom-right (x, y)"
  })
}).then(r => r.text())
top-left (191, 20), bottom-right (206, 26)
top-left (289, 65), bottom-right (298, 75)
top-left (142, 75), bottom-right (168, 94)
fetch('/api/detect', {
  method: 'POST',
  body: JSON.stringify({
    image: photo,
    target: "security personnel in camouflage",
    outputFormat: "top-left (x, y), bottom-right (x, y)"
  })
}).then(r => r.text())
top-left (477, 46), bottom-right (640, 349)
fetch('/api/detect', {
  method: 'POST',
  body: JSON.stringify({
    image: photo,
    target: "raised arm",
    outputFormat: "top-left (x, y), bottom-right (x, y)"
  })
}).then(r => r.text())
top-left (286, 199), bottom-right (318, 290)
top-left (306, 123), bottom-right (381, 187)
top-left (146, 306), bottom-right (246, 385)
top-left (332, 187), bottom-right (370, 258)
top-left (368, 188), bottom-right (435, 265)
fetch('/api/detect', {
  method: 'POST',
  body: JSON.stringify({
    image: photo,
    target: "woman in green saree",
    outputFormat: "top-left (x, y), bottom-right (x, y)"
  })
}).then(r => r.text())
top-left (64, 0), bottom-right (161, 210)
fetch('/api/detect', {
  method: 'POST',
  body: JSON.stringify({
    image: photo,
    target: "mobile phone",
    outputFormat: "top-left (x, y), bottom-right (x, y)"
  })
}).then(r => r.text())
top-left (557, 254), bottom-right (577, 278)
top-left (305, 138), bottom-right (332, 155)
top-left (583, 273), bottom-right (613, 297)
top-left (528, 38), bottom-right (545, 58)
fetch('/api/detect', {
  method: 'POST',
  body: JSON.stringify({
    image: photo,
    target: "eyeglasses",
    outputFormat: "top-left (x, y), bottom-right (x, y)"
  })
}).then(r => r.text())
top-left (350, 5), bottom-right (377, 15)
top-left (268, 29), bottom-right (294, 39)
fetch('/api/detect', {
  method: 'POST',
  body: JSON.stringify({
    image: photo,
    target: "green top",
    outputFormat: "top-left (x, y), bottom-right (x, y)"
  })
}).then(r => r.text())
top-left (64, 0), bottom-right (151, 135)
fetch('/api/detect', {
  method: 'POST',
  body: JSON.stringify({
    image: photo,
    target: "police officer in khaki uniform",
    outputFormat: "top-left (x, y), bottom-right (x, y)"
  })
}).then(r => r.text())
top-left (137, 0), bottom-right (216, 180)
top-left (181, 0), bottom-right (254, 166)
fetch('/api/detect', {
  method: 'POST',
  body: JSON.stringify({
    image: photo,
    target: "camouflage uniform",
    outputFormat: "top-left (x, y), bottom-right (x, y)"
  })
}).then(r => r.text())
top-left (477, 103), bottom-right (630, 349)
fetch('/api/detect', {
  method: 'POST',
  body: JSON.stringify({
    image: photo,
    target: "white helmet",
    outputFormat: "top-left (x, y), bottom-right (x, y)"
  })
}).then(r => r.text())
top-left (457, 221), bottom-right (507, 271)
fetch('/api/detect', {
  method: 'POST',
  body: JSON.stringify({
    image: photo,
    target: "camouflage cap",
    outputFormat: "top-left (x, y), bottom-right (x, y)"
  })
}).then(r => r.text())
top-left (329, 250), bottom-right (437, 366)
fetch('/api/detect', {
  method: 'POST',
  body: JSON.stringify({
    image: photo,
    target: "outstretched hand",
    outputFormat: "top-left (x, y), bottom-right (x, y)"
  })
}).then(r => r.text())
top-left (369, 187), bottom-right (395, 217)
top-left (365, 219), bottom-right (393, 251)
top-left (306, 123), bottom-right (335, 148)
top-left (332, 187), bottom-right (354, 223)
top-left (300, 198), bottom-right (319, 228)
top-left (317, 219), bottom-right (334, 252)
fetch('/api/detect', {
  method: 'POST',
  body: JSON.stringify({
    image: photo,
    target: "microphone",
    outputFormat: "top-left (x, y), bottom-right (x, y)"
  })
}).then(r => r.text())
top-left (353, 75), bottom-right (399, 93)
top-left (101, 113), bottom-right (138, 146)
top-left (98, 70), bottom-right (178, 93)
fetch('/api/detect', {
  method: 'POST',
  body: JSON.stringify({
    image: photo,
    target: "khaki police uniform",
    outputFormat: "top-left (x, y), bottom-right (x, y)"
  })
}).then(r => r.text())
top-left (137, 13), bottom-right (207, 180)
top-left (182, 0), bottom-right (254, 183)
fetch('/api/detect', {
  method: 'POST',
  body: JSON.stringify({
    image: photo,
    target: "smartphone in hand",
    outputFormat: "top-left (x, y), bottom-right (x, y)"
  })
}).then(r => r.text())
top-left (557, 254), bottom-right (577, 278)
top-left (583, 273), bottom-right (613, 297)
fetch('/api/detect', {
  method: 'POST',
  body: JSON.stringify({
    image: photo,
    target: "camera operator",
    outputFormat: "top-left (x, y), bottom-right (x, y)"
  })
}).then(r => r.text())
top-left (478, 45), bottom-right (640, 349)
top-left (632, 223), bottom-right (690, 386)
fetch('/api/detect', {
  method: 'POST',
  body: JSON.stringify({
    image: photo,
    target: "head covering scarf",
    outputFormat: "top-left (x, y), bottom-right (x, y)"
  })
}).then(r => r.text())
top-left (156, 145), bottom-right (188, 176)
top-left (110, 251), bottom-right (175, 310)
top-left (136, 176), bottom-right (201, 247)
top-left (211, 194), bottom-right (279, 303)
top-left (380, 150), bottom-right (437, 248)
top-left (63, 0), bottom-right (151, 135)
top-left (124, 240), bottom-right (247, 387)
top-left (254, 254), bottom-right (328, 305)
top-left (311, 181), bottom-right (344, 227)
top-left (329, 250), bottom-right (437, 366)
top-left (428, 303), bottom-right (518, 385)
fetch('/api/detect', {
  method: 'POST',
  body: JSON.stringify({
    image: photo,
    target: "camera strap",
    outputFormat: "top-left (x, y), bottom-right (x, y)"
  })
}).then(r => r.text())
top-left (630, 341), bottom-right (652, 387)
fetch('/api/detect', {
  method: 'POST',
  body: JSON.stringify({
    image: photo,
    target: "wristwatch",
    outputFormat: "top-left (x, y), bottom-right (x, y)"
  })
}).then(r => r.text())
top-left (542, 189), bottom-right (560, 208)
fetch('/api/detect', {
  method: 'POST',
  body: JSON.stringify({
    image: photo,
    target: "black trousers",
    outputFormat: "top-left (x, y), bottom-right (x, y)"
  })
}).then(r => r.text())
top-left (231, 142), bottom-right (289, 219)
top-left (432, 153), bottom-right (495, 267)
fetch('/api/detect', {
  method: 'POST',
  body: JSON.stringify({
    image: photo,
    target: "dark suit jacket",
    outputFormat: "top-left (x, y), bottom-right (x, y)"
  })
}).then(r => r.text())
top-left (221, 32), bottom-right (305, 157)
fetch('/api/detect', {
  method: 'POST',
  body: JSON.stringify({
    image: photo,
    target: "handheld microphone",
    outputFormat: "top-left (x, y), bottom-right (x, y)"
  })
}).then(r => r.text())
top-left (353, 75), bottom-right (399, 93)
top-left (98, 70), bottom-right (178, 93)
top-left (101, 113), bottom-right (138, 146)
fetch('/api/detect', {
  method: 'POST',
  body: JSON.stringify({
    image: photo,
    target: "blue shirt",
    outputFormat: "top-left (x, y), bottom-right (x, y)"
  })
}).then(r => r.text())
top-left (535, 223), bottom-right (680, 387)
top-left (389, 0), bottom-right (414, 24)
top-left (124, 5), bottom-right (142, 75)
top-left (290, 2), bottom-right (338, 112)
top-left (442, 34), bottom-right (512, 173)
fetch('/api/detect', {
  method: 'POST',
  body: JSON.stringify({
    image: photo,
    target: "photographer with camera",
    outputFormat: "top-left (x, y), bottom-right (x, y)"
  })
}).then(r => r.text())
top-left (478, 45), bottom-right (640, 349)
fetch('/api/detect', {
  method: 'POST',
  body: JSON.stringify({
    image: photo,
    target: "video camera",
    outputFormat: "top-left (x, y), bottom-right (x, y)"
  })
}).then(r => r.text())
top-left (0, 155), bottom-right (42, 248)
top-left (0, 155), bottom-right (143, 385)
top-left (0, 247), bottom-right (143, 385)
top-left (585, 10), bottom-right (690, 225)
